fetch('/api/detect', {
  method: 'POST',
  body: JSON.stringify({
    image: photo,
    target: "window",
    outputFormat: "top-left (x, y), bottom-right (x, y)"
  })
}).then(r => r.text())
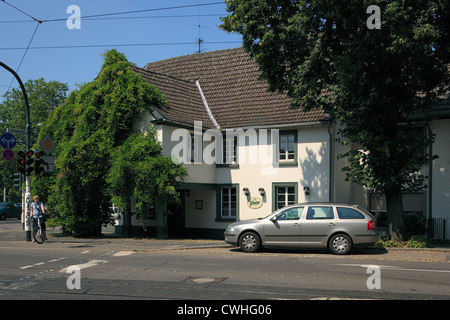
top-left (220, 187), bottom-right (237, 218)
top-left (306, 206), bottom-right (334, 219)
top-left (276, 207), bottom-right (304, 220)
top-left (336, 207), bottom-right (365, 219)
top-left (277, 131), bottom-right (297, 164)
top-left (275, 186), bottom-right (296, 209)
top-left (279, 134), bottom-right (295, 161)
top-left (223, 135), bottom-right (237, 165)
top-left (190, 134), bottom-right (201, 163)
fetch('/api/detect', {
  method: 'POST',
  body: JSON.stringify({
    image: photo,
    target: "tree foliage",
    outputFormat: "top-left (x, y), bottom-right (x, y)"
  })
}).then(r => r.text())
top-left (221, 0), bottom-right (450, 240)
top-left (0, 78), bottom-right (68, 202)
top-left (36, 50), bottom-right (186, 237)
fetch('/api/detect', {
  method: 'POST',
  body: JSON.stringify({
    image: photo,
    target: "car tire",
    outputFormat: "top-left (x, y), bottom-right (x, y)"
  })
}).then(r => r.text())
top-left (239, 232), bottom-right (261, 253)
top-left (0, 213), bottom-right (6, 220)
top-left (329, 233), bottom-right (352, 255)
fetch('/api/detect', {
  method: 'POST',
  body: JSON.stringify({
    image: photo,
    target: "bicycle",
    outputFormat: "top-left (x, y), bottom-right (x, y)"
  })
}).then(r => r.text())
top-left (33, 215), bottom-right (46, 244)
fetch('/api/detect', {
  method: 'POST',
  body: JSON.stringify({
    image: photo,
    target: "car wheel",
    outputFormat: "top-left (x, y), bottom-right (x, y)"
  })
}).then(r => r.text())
top-left (329, 233), bottom-right (352, 255)
top-left (0, 213), bottom-right (6, 220)
top-left (239, 232), bottom-right (261, 253)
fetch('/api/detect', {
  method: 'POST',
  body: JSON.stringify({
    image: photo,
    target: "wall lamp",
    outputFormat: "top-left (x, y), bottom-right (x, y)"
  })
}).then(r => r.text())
top-left (243, 188), bottom-right (250, 196)
top-left (258, 188), bottom-right (265, 196)
top-left (303, 186), bottom-right (310, 195)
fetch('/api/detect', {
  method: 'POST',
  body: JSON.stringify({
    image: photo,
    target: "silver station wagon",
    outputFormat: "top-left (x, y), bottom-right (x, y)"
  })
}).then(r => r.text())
top-left (224, 202), bottom-right (378, 255)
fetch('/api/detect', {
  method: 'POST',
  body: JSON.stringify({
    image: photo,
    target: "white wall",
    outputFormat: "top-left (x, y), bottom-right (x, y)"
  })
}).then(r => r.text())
top-left (216, 125), bottom-right (331, 221)
top-left (431, 119), bottom-right (450, 221)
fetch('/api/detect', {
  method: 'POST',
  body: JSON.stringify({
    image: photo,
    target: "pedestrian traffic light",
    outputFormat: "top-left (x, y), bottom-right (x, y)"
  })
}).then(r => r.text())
top-left (17, 150), bottom-right (26, 175)
top-left (35, 151), bottom-right (44, 175)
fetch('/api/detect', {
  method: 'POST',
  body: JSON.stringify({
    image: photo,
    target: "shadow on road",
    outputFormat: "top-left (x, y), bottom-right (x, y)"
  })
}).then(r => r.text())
top-left (229, 246), bottom-right (388, 256)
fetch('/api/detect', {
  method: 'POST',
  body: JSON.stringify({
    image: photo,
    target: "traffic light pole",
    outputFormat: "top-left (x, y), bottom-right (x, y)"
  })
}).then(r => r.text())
top-left (0, 61), bottom-right (32, 241)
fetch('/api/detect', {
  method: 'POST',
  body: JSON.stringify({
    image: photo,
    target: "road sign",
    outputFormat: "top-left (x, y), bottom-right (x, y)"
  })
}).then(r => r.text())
top-left (42, 155), bottom-right (54, 172)
top-left (2, 149), bottom-right (14, 161)
top-left (39, 134), bottom-right (56, 155)
top-left (0, 132), bottom-right (17, 149)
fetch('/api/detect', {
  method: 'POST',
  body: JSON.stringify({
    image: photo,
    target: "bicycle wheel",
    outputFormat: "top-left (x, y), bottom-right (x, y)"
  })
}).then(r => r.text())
top-left (34, 225), bottom-right (45, 244)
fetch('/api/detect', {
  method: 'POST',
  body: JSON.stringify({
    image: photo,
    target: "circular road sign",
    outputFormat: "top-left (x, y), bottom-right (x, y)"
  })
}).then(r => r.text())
top-left (2, 149), bottom-right (14, 161)
top-left (0, 132), bottom-right (17, 149)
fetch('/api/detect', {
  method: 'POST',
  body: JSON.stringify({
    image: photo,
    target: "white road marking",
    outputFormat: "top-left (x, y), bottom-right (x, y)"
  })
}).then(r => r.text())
top-left (20, 258), bottom-right (65, 269)
top-left (112, 251), bottom-right (134, 257)
top-left (19, 265), bottom-right (33, 270)
top-left (59, 259), bottom-right (108, 273)
top-left (335, 263), bottom-right (450, 273)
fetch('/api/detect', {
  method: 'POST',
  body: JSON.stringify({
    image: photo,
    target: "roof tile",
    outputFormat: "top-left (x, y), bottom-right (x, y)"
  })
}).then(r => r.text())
top-left (134, 47), bottom-right (327, 129)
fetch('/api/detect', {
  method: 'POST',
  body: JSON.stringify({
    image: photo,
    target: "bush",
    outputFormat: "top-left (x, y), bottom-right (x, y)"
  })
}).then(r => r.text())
top-left (375, 235), bottom-right (428, 248)
top-left (404, 213), bottom-right (427, 237)
top-left (406, 235), bottom-right (428, 248)
top-left (375, 235), bottom-right (403, 248)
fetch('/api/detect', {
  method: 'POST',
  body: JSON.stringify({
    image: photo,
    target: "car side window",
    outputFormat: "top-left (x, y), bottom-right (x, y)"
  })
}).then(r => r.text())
top-left (306, 206), bottom-right (334, 219)
top-left (277, 207), bottom-right (304, 220)
top-left (337, 207), bottom-right (365, 219)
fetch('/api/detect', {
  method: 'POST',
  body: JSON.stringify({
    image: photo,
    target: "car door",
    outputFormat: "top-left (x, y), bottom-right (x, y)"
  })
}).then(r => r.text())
top-left (300, 205), bottom-right (337, 246)
top-left (263, 206), bottom-right (304, 246)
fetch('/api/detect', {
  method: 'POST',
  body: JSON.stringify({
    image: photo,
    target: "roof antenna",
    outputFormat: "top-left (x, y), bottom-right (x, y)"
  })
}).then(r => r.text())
top-left (197, 0), bottom-right (203, 53)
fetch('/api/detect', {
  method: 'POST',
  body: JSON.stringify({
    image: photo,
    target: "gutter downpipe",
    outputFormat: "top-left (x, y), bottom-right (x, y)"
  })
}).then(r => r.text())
top-left (427, 121), bottom-right (433, 239)
top-left (327, 118), bottom-right (334, 202)
top-left (195, 80), bottom-right (221, 130)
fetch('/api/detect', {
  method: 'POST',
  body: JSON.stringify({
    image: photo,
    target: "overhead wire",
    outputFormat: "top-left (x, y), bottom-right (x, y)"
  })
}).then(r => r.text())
top-left (0, 41), bottom-right (241, 51)
top-left (1, 0), bottom-right (42, 95)
top-left (39, 1), bottom-right (224, 23)
top-left (1, 0), bottom-right (42, 23)
top-left (0, 1), bottom-right (233, 96)
top-left (0, 14), bottom-right (224, 24)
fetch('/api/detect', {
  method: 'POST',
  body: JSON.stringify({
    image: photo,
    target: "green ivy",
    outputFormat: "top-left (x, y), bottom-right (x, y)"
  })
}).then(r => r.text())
top-left (35, 50), bottom-right (186, 237)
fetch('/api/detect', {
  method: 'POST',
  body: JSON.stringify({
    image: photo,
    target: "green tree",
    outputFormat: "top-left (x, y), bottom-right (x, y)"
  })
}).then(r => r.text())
top-left (221, 0), bottom-right (450, 241)
top-left (0, 79), bottom-right (68, 202)
top-left (37, 50), bottom-right (186, 237)
top-left (107, 127), bottom-right (187, 238)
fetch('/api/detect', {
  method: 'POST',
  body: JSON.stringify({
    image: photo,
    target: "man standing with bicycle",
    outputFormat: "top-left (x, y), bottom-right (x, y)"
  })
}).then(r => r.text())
top-left (30, 195), bottom-right (47, 243)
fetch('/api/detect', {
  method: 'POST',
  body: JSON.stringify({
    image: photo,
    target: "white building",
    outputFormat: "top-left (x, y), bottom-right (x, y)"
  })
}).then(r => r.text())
top-left (111, 48), bottom-right (450, 240)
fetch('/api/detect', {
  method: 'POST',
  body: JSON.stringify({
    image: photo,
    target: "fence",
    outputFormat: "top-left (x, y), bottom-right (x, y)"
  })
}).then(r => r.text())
top-left (428, 218), bottom-right (448, 239)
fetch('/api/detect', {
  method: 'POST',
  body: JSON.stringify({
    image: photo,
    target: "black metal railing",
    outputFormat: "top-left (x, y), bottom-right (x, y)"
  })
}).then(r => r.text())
top-left (428, 218), bottom-right (448, 239)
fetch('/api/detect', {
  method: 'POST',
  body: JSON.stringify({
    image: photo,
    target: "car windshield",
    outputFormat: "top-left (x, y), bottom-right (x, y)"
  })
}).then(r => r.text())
top-left (258, 205), bottom-right (295, 220)
top-left (0, 203), bottom-right (7, 208)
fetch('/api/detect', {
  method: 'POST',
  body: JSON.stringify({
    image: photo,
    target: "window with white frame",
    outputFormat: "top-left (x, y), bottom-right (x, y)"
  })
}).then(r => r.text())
top-left (221, 187), bottom-right (237, 218)
top-left (275, 186), bottom-right (296, 210)
top-left (278, 131), bottom-right (297, 163)
top-left (222, 135), bottom-right (237, 165)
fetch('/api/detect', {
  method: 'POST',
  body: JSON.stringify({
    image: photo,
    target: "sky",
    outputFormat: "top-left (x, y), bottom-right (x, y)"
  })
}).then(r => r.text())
top-left (0, 0), bottom-right (242, 102)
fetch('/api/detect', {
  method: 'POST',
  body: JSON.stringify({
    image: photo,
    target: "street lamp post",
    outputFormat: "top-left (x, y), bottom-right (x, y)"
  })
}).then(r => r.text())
top-left (0, 61), bottom-right (32, 241)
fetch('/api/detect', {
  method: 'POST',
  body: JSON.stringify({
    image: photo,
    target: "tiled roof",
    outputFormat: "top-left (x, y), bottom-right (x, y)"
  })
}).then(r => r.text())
top-left (407, 94), bottom-right (450, 121)
top-left (133, 47), bottom-right (326, 129)
top-left (131, 66), bottom-right (215, 128)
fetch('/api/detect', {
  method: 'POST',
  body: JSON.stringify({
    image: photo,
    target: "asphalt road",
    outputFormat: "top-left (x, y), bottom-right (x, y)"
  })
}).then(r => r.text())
top-left (1, 219), bottom-right (450, 301)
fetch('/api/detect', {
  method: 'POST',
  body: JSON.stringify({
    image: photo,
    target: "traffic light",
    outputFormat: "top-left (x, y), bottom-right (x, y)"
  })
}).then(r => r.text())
top-left (25, 150), bottom-right (34, 176)
top-left (35, 151), bottom-right (44, 175)
top-left (17, 151), bottom-right (26, 175)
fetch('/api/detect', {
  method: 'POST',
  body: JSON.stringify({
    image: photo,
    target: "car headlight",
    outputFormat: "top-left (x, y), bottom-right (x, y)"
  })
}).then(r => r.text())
top-left (226, 225), bottom-right (235, 233)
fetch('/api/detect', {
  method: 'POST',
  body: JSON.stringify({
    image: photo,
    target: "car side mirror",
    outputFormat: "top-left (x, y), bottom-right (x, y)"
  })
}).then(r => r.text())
top-left (270, 216), bottom-right (277, 222)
